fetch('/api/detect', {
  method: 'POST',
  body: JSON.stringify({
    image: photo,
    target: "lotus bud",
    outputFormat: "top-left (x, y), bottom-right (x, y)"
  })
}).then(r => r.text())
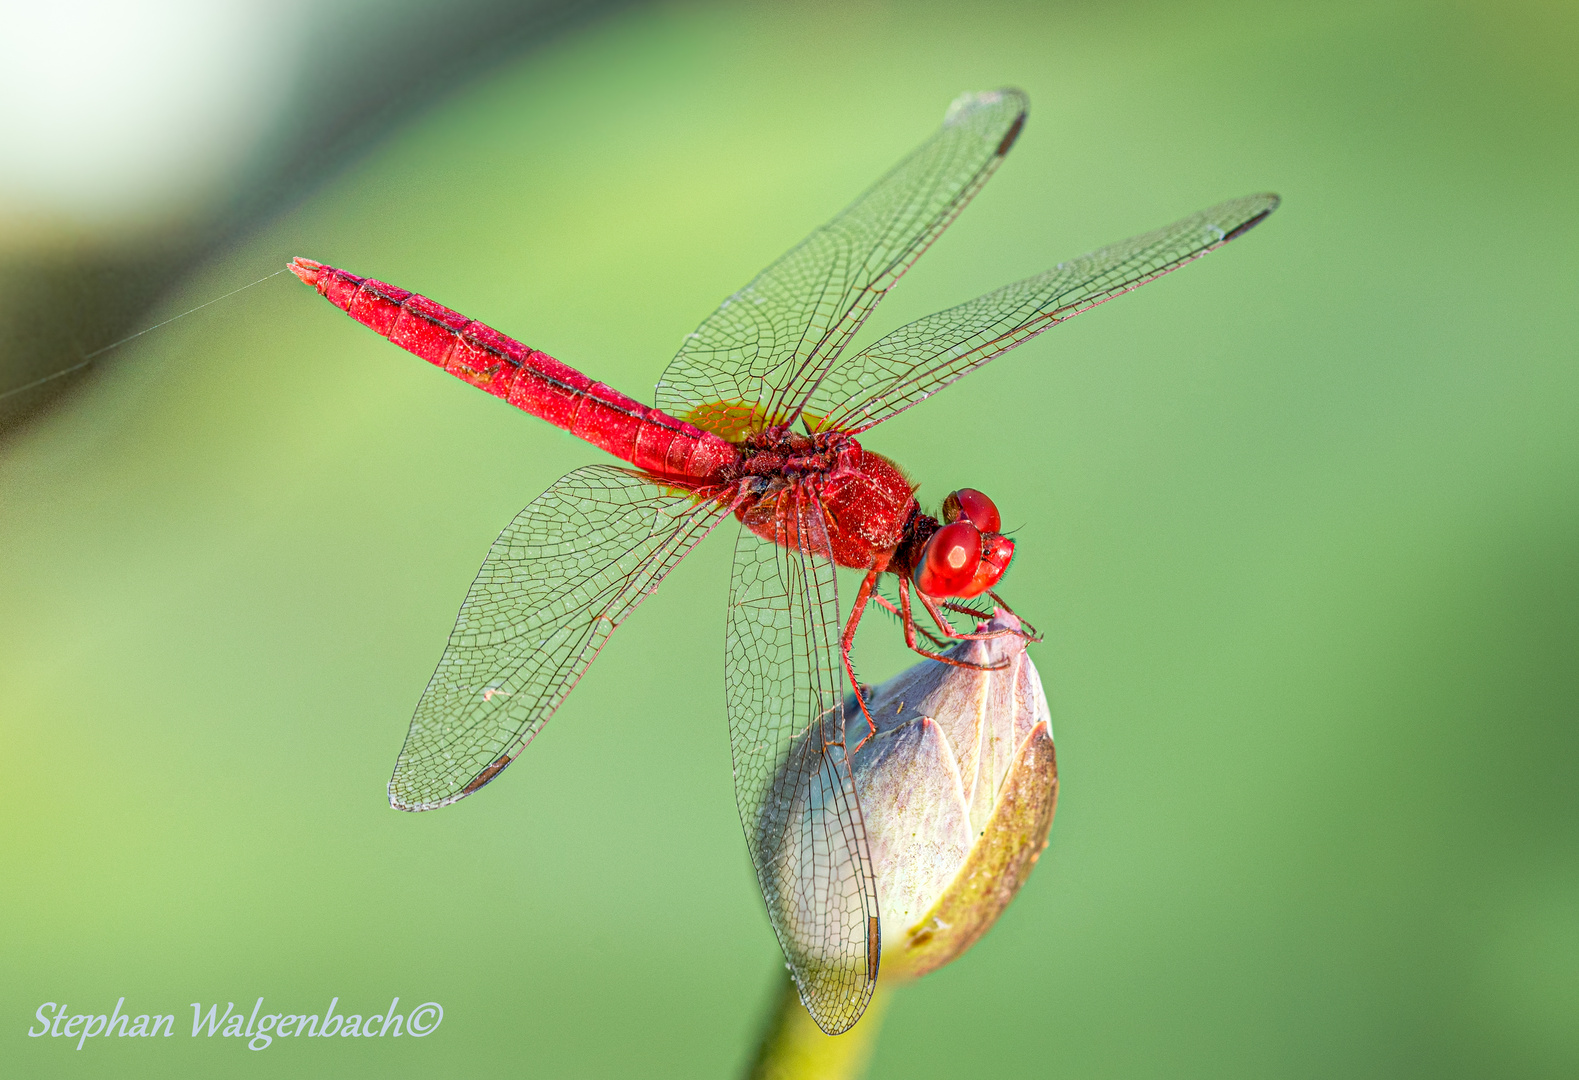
top-left (849, 608), bottom-right (1056, 979)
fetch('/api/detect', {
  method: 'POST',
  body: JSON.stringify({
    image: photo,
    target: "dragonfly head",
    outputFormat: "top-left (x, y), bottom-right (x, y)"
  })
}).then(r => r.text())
top-left (913, 488), bottom-right (1014, 599)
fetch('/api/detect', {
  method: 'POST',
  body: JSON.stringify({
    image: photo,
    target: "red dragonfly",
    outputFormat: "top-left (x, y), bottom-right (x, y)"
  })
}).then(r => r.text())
top-left (292, 88), bottom-right (1276, 1033)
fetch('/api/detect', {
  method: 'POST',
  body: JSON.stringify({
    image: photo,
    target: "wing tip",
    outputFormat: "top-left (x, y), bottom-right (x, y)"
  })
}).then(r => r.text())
top-left (388, 783), bottom-right (453, 812)
top-left (1222, 194), bottom-right (1280, 243)
top-left (943, 87), bottom-right (1030, 149)
top-left (996, 111), bottom-right (1027, 157)
top-left (387, 753), bottom-right (515, 812)
top-left (799, 972), bottom-right (877, 1036)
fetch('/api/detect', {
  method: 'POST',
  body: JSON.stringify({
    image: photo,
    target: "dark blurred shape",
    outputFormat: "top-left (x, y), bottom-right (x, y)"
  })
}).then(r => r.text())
top-left (0, 0), bottom-right (633, 439)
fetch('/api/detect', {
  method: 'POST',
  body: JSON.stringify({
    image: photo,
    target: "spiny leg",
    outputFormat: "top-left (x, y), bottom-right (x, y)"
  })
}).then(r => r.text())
top-left (840, 565), bottom-right (885, 753)
top-left (939, 591), bottom-right (1040, 645)
top-left (896, 576), bottom-right (1011, 672)
top-left (869, 590), bottom-right (953, 649)
top-left (912, 580), bottom-right (1020, 646)
top-left (870, 578), bottom-right (1015, 650)
top-left (987, 589), bottom-right (1043, 641)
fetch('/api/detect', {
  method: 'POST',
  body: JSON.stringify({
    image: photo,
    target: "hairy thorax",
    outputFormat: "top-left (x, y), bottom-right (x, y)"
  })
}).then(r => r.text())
top-left (728, 429), bottom-right (916, 571)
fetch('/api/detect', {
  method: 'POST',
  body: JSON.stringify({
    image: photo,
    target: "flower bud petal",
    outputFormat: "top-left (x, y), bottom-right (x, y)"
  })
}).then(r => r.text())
top-left (846, 609), bottom-right (1056, 978)
top-left (891, 718), bottom-right (1056, 978)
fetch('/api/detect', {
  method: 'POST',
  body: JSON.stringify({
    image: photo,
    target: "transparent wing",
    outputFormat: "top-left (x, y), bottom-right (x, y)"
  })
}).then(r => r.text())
top-left (812, 194), bottom-right (1280, 433)
top-left (656, 89), bottom-right (1028, 440)
top-left (390, 465), bottom-right (732, 811)
top-left (727, 488), bottom-right (879, 1035)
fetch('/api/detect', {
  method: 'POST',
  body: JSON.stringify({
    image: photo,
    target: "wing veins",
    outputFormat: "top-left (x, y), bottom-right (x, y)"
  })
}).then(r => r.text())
top-left (657, 89), bottom-right (1028, 437)
top-left (816, 194), bottom-right (1280, 433)
top-left (390, 466), bottom-right (735, 811)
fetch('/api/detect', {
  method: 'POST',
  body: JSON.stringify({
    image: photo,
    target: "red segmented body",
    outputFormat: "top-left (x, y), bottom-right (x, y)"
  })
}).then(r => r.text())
top-left (290, 258), bottom-right (739, 482)
top-left (294, 258), bottom-right (917, 574)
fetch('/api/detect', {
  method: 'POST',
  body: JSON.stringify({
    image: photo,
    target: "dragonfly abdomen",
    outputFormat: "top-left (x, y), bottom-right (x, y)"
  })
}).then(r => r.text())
top-left (290, 258), bottom-right (738, 481)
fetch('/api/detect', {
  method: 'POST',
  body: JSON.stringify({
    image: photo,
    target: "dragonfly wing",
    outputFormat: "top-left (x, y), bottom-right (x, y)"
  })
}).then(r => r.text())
top-left (390, 465), bottom-right (732, 811)
top-left (811, 194), bottom-right (1280, 433)
top-left (656, 89), bottom-right (1029, 439)
top-left (727, 488), bottom-right (879, 1034)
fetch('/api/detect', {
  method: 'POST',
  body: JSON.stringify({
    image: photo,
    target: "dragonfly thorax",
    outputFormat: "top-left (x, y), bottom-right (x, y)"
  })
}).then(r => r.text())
top-left (731, 427), bottom-right (854, 481)
top-left (731, 430), bottom-right (916, 571)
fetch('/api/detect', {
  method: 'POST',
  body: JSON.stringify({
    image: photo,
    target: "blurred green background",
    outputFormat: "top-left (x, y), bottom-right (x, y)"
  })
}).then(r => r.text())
top-left (3, 0), bottom-right (1576, 1076)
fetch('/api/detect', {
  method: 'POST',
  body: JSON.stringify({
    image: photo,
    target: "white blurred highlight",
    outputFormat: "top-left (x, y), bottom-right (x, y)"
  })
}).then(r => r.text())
top-left (0, 0), bottom-right (308, 226)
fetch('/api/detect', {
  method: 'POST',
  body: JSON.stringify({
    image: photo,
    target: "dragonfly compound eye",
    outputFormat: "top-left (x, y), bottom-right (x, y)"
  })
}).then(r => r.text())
top-left (958, 532), bottom-right (1014, 598)
top-left (942, 487), bottom-right (1001, 534)
top-left (914, 521), bottom-right (983, 597)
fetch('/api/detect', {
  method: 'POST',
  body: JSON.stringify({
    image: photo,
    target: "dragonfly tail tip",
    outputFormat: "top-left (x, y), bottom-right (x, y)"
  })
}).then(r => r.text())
top-left (288, 256), bottom-right (324, 287)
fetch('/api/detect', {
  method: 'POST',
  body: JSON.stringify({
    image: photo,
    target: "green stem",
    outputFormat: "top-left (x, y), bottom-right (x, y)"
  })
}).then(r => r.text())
top-left (743, 973), bottom-right (890, 1080)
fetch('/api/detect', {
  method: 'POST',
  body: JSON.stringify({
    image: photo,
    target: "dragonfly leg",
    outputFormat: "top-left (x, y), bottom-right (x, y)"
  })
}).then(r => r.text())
top-left (916, 588), bottom-right (1019, 646)
top-left (870, 589), bottom-right (953, 649)
top-left (841, 565), bottom-right (885, 753)
top-left (939, 598), bottom-right (995, 620)
top-left (868, 591), bottom-right (901, 618)
top-left (896, 577), bottom-right (1011, 672)
top-left (938, 593), bottom-right (1039, 645)
top-left (987, 589), bottom-right (1043, 642)
top-left (936, 598), bottom-right (1023, 636)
